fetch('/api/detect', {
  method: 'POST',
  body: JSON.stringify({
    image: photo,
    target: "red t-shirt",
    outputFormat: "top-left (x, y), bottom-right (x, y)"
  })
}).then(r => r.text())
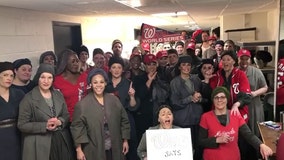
top-left (200, 111), bottom-right (245, 160)
top-left (53, 72), bottom-right (88, 121)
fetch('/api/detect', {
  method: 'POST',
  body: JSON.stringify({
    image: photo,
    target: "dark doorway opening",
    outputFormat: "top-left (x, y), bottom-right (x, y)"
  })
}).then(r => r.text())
top-left (52, 21), bottom-right (82, 56)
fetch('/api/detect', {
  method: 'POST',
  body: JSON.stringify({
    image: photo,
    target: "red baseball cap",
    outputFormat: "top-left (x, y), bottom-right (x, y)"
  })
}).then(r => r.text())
top-left (208, 35), bottom-right (217, 41)
top-left (130, 52), bottom-right (141, 60)
top-left (143, 54), bottom-right (157, 64)
top-left (141, 43), bottom-right (150, 52)
top-left (187, 42), bottom-right (196, 50)
top-left (156, 50), bottom-right (168, 59)
top-left (237, 49), bottom-right (251, 57)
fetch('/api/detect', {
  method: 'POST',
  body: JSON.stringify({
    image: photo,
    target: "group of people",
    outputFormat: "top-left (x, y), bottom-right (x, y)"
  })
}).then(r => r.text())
top-left (0, 34), bottom-right (274, 160)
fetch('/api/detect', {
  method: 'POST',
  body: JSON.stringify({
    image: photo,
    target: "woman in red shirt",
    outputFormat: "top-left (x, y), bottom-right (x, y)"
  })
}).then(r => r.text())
top-left (199, 87), bottom-right (272, 160)
top-left (53, 49), bottom-right (88, 121)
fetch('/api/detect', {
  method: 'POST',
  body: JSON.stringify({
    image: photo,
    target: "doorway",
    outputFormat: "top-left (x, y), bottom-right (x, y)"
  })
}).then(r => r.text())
top-left (52, 21), bottom-right (82, 56)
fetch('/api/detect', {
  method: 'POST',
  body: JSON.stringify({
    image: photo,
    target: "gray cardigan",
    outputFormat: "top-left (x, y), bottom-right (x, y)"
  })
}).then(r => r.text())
top-left (170, 75), bottom-right (204, 126)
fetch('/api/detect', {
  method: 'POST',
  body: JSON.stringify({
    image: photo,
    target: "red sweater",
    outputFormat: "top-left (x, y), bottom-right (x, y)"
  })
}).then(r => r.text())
top-left (53, 72), bottom-right (88, 121)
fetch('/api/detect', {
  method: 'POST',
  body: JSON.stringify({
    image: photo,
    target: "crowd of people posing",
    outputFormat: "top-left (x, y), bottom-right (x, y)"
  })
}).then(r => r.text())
top-left (0, 35), bottom-right (274, 160)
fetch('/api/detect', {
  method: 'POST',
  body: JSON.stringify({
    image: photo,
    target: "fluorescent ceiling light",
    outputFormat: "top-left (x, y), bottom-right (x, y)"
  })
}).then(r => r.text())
top-left (152, 11), bottom-right (188, 17)
top-left (77, 1), bottom-right (89, 5)
top-left (115, 0), bottom-right (142, 8)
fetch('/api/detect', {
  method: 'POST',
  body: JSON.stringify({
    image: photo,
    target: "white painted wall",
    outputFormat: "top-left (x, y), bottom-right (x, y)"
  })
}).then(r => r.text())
top-left (221, 14), bottom-right (245, 40)
top-left (280, 10), bottom-right (284, 40)
top-left (221, 10), bottom-right (278, 42)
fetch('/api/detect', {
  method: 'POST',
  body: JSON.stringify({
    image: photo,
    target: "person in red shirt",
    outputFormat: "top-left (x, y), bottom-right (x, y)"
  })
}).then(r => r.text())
top-left (53, 49), bottom-right (88, 121)
top-left (199, 87), bottom-right (272, 160)
top-left (209, 50), bottom-right (253, 159)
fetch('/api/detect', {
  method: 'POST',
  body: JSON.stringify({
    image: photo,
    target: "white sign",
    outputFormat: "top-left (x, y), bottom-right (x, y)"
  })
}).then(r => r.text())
top-left (146, 128), bottom-right (193, 160)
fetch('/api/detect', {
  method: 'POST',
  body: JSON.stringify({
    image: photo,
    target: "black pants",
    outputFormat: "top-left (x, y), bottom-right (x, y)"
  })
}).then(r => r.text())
top-left (105, 149), bottom-right (113, 160)
top-left (239, 134), bottom-right (259, 160)
top-left (49, 129), bottom-right (75, 160)
top-left (181, 124), bottom-right (202, 160)
top-left (125, 112), bottom-right (139, 160)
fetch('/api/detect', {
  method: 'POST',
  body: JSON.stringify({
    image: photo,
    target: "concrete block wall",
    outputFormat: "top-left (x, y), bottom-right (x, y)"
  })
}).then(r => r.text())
top-left (0, 6), bottom-right (83, 76)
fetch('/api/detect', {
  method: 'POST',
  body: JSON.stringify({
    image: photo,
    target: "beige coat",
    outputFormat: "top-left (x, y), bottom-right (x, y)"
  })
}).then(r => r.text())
top-left (18, 86), bottom-right (70, 160)
top-left (70, 93), bottom-right (130, 160)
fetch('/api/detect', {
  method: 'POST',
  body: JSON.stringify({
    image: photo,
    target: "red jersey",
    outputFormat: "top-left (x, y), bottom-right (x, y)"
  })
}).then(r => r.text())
top-left (209, 68), bottom-right (251, 122)
top-left (200, 111), bottom-right (246, 160)
top-left (277, 58), bottom-right (284, 105)
top-left (53, 72), bottom-right (88, 121)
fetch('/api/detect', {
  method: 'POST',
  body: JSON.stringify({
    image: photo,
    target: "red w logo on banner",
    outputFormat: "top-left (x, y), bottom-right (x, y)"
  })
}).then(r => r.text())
top-left (140, 23), bottom-right (184, 43)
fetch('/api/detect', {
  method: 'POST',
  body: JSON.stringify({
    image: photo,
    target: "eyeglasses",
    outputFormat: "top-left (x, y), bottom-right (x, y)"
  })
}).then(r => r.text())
top-left (213, 96), bottom-right (226, 101)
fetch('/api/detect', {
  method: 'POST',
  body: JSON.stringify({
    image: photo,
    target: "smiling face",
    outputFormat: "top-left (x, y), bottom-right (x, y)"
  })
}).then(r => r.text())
top-left (221, 55), bottom-right (235, 72)
top-left (43, 55), bottom-right (55, 66)
top-left (79, 51), bottom-right (89, 63)
top-left (91, 74), bottom-right (106, 96)
top-left (109, 63), bottom-right (123, 78)
top-left (158, 107), bottom-right (173, 129)
top-left (38, 72), bottom-right (53, 91)
top-left (0, 70), bottom-right (14, 89)
top-left (213, 92), bottom-right (228, 111)
top-left (238, 55), bottom-right (250, 70)
top-left (93, 54), bottom-right (105, 68)
top-left (157, 56), bottom-right (168, 67)
top-left (179, 62), bottom-right (191, 75)
top-left (145, 62), bottom-right (157, 73)
top-left (201, 63), bottom-right (214, 77)
top-left (215, 44), bottom-right (223, 55)
top-left (14, 64), bottom-right (32, 82)
top-left (66, 54), bottom-right (80, 74)
top-left (175, 45), bottom-right (184, 55)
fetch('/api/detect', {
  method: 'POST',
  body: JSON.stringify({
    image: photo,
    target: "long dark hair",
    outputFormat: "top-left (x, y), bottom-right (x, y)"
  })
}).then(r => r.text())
top-left (56, 49), bottom-right (77, 75)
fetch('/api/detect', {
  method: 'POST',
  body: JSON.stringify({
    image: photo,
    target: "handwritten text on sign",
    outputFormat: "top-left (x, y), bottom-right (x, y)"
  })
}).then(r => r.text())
top-left (146, 128), bottom-right (193, 160)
